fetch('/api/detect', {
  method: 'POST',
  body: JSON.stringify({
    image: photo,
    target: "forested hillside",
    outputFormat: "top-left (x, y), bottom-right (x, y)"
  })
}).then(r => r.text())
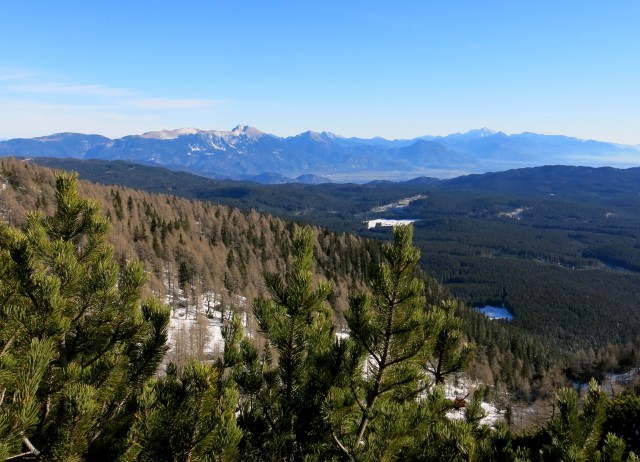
top-left (3, 158), bottom-right (569, 396)
top-left (27, 158), bottom-right (640, 364)
top-left (2, 158), bottom-right (640, 460)
top-left (0, 157), bottom-right (379, 314)
top-left (8, 158), bottom-right (640, 392)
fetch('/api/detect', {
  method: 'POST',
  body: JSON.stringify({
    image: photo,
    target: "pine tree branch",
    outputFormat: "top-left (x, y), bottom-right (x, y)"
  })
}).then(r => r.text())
top-left (22, 437), bottom-right (40, 456)
top-left (331, 432), bottom-right (354, 461)
top-left (5, 451), bottom-right (34, 461)
top-left (81, 326), bottom-right (121, 369)
top-left (0, 332), bottom-right (16, 357)
top-left (349, 379), bottom-right (366, 413)
top-left (383, 347), bottom-right (423, 368)
top-left (350, 330), bottom-right (379, 365)
top-left (70, 300), bottom-right (92, 325)
top-left (378, 375), bottom-right (417, 396)
top-left (6, 437), bottom-right (42, 460)
top-left (185, 391), bottom-right (205, 462)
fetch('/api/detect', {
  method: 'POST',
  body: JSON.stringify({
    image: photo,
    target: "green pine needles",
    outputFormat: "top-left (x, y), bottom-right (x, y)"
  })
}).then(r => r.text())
top-left (327, 225), bottom-right (447, 460)
top-left (241, 227), bottom-right (337, 461)
top-left (0, 173), bottom-right (170, 461)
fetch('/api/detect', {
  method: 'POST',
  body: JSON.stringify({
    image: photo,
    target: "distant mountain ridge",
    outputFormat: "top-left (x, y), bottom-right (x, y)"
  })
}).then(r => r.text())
top-left (1, 125), bottom-right (638, 183)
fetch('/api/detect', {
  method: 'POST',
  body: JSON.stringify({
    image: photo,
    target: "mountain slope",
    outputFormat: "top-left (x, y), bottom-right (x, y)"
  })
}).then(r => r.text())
top-left (0, 157), bottom-right (563, 399)
top-left (22, 157), bottom-right (640, 352)
top-left (442, 165), bottom-right (640, 205)
top-left (0, 132), bottom-right (111, 158)
top-left (2, 127), bottom-right (638, 182)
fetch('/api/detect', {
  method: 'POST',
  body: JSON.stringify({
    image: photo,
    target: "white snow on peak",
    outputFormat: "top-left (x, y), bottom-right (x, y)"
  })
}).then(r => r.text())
top-left (230, 124), bottom-right (264, 138)
top-left (463, 128), bottom-right (497, 137)
top-left (141, 128), bottom-right (202, 140)
top-left (292, 130), bottom-right (327, 143)
top-left (308, 131), bottom-right (324, 142)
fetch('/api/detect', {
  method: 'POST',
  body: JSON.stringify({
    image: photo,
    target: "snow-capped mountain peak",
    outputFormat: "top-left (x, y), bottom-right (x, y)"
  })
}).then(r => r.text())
top-left (464, 128), bottom-right (498, 137)
top-left (141, 128), bottom-right (202, 140)
top-left (230, 124), bottom-right (264, 139)
top-left (321, 131), bottom-right (344, 140)
top-left (2, 126), bottom-right (638, 183)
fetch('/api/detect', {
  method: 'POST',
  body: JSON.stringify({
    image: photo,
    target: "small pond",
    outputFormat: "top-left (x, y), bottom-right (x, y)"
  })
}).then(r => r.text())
top-left (475, 305), bottom-right (513, 321)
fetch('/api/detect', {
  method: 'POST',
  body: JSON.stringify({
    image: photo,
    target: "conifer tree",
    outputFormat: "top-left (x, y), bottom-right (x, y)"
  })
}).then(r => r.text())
top-left (0, 172), bottom-right (169, 460)
top-left (539, 379), bottom-right (638, 462)
top-left (244, 227), bottom-right (338, 461)
top-left (543, 378), bottom-right (607, 461)
top-left (120, 361), bottom-right (242, 462)
top-left (604, 391), bottom-right (640, 455)
top-left (427, 299), bottom-right (474, 385)
top-left (327, 225), bottom-right (445, 460)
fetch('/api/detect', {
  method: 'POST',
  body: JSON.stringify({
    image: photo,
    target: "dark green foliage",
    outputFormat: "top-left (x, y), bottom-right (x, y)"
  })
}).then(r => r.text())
top-left (604, 391), bottom-right (640, 455)
top-left (427, 299), bottom-right (474, 385)
top-left (178, 259), bottom-right (195, 290)
top-left (542, 379), bottom-right (608, 461)
top-left (328, 225), bottom-right (446, 459)
top-left (112, 189), bottom-right (124, 220)
top-left (242, 227), bottom-right (339, 461)
top-left (120, 361), bottom-right (241, 462)
top-left (0, 338), bottom-right (56, 460)
top-left (0, 173), bottom-right (169, 460)
top-left (513, 380), bottom-right (639, 462)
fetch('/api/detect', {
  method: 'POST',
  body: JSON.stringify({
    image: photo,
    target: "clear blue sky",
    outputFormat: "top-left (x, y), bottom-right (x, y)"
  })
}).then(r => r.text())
top-left (1, 1), bottom-right (639, 143)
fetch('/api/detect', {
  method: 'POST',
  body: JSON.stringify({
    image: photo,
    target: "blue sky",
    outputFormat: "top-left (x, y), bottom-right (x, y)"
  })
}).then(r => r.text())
top-left (1, 1), bottom-right (638, 143)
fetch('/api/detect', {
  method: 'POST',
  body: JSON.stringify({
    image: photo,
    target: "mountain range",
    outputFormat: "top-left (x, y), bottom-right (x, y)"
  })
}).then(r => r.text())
top-left (1, 125), bottom-right (638, 183)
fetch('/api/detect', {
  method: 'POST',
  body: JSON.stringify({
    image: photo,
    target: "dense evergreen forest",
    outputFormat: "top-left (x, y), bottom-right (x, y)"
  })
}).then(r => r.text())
top-left (2, 159), bottom-right (562, 402)
top-left (29, 158), bottom-right (640, 368)
top-left (2, 158), bottom-right (640, 460)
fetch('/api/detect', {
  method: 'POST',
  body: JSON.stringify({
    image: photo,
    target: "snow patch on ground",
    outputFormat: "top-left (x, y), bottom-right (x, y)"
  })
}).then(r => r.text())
top-left (444, 378), bottom-right (504, 426)
top-left (366, 219), bottom-right (419, 229)
top-left (335, 331), bottom-right (350, 342)
top-left (164, 287), bottom-right (249, 363)
top-left (371, 195), bottom-right (427, 213)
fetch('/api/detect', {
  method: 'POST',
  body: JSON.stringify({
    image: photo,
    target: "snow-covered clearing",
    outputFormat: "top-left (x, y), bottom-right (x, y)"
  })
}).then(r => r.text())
top-left (164, 287), bottom-right (248, 363)
top-left (498, 207), bottom-right (528, 219)
top-left (371, 195), bottom-right (427, 213)
top-left (444, 378), bottom-right (504, 426)
top-left (366, 218), bottom-right (419, 229)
